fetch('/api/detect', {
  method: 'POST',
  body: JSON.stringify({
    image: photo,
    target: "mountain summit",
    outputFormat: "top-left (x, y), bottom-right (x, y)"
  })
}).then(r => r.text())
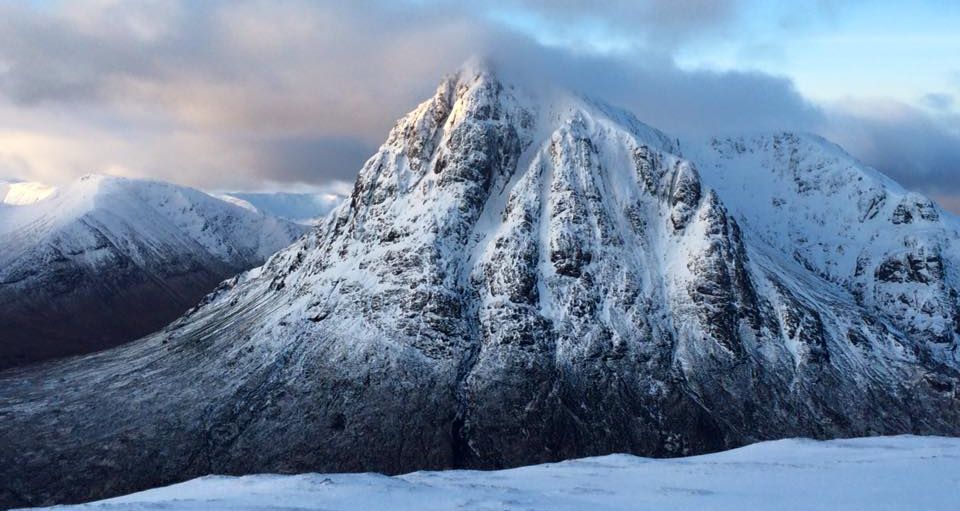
top-left (1, 64), bottom-right (958, 507)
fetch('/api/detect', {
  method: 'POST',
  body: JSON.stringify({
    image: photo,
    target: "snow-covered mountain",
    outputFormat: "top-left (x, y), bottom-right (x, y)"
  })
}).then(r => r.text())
top-left (1, 63), bottom-right (958, 508)
top-left (692, 133), bottom-right (960, 362)
top-left (216, 191), bottom-right (344, 225)
top-left (25, 436), bottom-right (960, 511)
top-left (0, 174), bottom-right (306, 369)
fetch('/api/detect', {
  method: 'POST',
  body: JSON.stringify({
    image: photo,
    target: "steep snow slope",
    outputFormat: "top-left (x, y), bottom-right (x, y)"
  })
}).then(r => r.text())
top-left (216, 191), bottom-right (344, 224)
top-left (1, 63), bottom-right (958, 508)
top-left (0, 174), bottom-right (306, 369)
top-left (25, 436), bottom-right (960, 511)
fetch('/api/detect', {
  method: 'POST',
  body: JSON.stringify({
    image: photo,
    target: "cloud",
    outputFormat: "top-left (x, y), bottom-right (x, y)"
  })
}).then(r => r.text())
top-left (519, 0), bottom-right (740, 31)
top-left (821, 99), bottom-right (960, 199)
top-left (479, 0), bottom-right (743, 50)
top-left (475, 40), bottom-right (822, 143)
top-left (0, 0), bottom-right (957, 215)
top-left (249, 136), bottom-right (376, 184)
top-left (922, 93), bottom-right (955, 111)
top-left (0, 1), bottom-right (488, 189)
top-left (0, 0), bottom-right (819, 190)
top-left (0, 1), bottom-right (189, 105)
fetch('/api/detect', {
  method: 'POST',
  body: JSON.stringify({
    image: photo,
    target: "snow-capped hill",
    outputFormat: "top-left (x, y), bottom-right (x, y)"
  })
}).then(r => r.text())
top-left (1, 63), bottom-right (959, 508)
top-left (694, 132), bottom-right (960, 358)
top-left (216, 191), bottom-right (344, 225)
top-left (0, 174), bottom-right (306, 369)
top-left (0, 173), bottom-right (303, 270)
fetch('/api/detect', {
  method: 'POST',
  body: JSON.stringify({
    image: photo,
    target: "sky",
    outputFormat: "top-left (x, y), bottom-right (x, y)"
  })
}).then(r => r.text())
top-left (0, 0), bottom-right (958, 210)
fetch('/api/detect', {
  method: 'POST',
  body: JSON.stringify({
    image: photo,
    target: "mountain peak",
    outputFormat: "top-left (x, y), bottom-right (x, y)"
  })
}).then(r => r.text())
top-left (0, 174), bottom-right (307, 372)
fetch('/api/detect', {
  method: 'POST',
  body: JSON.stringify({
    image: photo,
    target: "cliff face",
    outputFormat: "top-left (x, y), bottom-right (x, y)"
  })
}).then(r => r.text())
top-left (1, 64), bottom-right (957, 508)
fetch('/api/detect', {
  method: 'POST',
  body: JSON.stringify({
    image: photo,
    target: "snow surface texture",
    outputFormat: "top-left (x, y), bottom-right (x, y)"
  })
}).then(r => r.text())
top-left (22, 436), bottom-right (960, 511)
top-left (216, 192), bottom-right (344, 225)
top-left (0, 174), bottom-right (307, 369)
top-left (2, 62), bottom-right (959, 508)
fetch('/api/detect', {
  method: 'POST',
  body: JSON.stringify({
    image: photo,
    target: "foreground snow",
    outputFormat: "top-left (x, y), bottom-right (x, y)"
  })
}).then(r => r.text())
top-left (29, 436), bottom-right (960, 510)
top-left (0, 173), bottom-right (308, 369)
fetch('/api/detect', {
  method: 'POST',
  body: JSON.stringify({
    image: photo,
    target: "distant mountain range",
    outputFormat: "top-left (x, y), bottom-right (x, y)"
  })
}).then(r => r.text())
top-left (0, 175), bottom-right (307, 369)
top-left (1, 63), bottom-right (958, 508)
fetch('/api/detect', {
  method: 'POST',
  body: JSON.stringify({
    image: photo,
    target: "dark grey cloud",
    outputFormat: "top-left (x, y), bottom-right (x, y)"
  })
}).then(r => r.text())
top-left (0, 2), bottom-right (204, 105)
top-left (249, 136), bottom-right (376, 184)
top-left (481, 40), bottom-right (821, 137)
top-left (822, 101), bottom-right (960, 198)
